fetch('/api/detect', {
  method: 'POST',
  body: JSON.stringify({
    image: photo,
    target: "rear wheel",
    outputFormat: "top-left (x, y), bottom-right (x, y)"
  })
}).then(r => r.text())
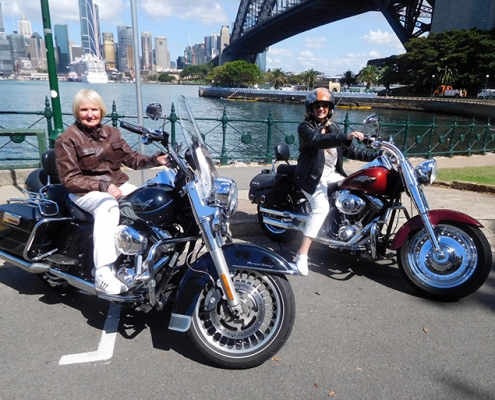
top-left (397, 222), bottom-right (492, 301)
top-left (188, 269), bottom-right (296, 369)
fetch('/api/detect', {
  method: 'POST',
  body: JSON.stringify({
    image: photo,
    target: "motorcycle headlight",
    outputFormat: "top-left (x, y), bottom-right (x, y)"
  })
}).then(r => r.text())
top-left (415, 159), bottom-right (437, 185)
top-left (213, 177), bottom-right (238, 216)
top-left (115, 225), bottom-right (148, 255)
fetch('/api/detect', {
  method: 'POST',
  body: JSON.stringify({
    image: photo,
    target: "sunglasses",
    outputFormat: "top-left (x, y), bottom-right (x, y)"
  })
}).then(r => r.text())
top-left (313, 103), bottom-right (330, 109)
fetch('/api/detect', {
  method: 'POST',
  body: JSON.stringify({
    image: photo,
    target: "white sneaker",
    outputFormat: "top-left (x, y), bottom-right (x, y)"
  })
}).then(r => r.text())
top-left (295, 254), bottom-right (308, 276)
top-left (95, 266), bottom-right (128, 294)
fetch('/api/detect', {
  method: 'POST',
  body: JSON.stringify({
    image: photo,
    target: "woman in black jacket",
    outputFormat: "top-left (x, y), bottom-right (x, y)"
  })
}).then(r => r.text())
top-left (293, 88), bottom-right (378, 275)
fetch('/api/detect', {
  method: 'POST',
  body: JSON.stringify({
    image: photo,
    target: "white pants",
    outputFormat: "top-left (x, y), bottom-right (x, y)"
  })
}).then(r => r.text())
top-left (70, 182), bottom-right (137, 269)
top-left (302, 166), bottom-right (343, 239)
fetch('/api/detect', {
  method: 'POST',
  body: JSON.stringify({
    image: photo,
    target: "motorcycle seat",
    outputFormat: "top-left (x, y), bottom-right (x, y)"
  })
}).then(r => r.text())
top-left (276, 164), bottom-right (296, 178)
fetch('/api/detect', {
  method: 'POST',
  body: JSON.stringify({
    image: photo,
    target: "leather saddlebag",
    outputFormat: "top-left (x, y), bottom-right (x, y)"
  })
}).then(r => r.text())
top-left (249, 172), bottom-right (290, 206)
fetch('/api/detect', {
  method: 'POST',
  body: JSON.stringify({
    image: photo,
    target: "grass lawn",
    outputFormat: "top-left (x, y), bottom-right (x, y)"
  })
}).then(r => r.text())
top-left (436, 166), bottom-right (495, 185)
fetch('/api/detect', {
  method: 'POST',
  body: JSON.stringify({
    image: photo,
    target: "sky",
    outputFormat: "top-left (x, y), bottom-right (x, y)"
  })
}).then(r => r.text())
top-left (2, 0), bottom-right (406, 75)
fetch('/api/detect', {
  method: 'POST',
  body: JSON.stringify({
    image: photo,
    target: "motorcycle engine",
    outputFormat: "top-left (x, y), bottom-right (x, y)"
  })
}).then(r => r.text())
top-left (334, 190), bottom-right (366, 216)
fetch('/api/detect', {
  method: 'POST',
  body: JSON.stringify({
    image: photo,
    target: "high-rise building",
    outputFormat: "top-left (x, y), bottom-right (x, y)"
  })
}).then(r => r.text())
top-left (192, 43), bottom-right (206, 65)
top-left (8, 33), bottom-right (27, 72)
top-left (0, 34), bottom-right (13, 76)
top-left (141, 32), bottom-right (152, 71)
top-left (79, 0), bottom-right (100, 55)
top-left (54, 24), bottom-right (70, 73)
top-left (155, 36), bottom-right (169, 70)
top-left (102, 32), bottom-right (116, 71)
top-left (18, 16), bottom-right (32, 39)
top-left (219, 25), bottom-right (230, 54)
top-left (204, 32), bottom-right (219, 62)
top-left (117, 25), bottom-right (133, 72)
top-left (28, 32), bottom-right (47, 70)
top-left (0, 3), bottom-right (5, 33)
top-left (70, 44), bottom-right (84, 61)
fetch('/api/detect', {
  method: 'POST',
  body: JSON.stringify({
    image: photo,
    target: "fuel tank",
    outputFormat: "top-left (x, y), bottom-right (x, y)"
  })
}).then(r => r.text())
top-left (124, 184), bottom-right (177, 225)
top-left (339, 166), bottom-right (392, 196)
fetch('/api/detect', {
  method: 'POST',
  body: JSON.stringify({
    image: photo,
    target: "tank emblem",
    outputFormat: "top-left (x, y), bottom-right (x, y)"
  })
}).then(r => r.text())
top-left (133, 198), bottom-right (154, 210)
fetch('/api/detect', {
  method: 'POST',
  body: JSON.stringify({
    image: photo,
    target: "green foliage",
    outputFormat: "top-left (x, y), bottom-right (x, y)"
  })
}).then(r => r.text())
top-left (180, 62), bottom-right (214, 81)
top-left (206, 60), bottom-right (262, 87)
top-left (268, 68), bottom-right (286, 89)
top-left (357, 65), bottom-right (380, 89)
top-left (340, 70), bottom-right (357, 86)
top-left (303, 68), bottom-right (321, 90)
top-left (158, 73), bottom-right (175, 83)
top-left (397, 29), bottom-right (495, 95)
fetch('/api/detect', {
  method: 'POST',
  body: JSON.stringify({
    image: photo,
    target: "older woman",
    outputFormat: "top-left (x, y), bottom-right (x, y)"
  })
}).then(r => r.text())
top-left (55, 89), bottom-right (168, 294)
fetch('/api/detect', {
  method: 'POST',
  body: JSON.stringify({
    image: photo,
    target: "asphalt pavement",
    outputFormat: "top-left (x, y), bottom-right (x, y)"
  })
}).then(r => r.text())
top-left (0, 154), bottom-right (494, 399)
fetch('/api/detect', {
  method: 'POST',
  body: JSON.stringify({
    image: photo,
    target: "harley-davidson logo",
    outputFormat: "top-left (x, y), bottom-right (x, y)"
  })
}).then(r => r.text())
top-left (133, 198), bottom-right (154, 210)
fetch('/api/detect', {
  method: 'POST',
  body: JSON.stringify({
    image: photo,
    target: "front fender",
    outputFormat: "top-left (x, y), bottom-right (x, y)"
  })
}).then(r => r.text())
top-left (168, 243), bottom-right (297, 332)
top-left (390, 209), bottom-right (483, 250)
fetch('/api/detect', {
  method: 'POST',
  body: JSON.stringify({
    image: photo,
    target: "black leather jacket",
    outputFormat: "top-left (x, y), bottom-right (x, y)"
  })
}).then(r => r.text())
top-left (294, 118), bottom-right (378, 195)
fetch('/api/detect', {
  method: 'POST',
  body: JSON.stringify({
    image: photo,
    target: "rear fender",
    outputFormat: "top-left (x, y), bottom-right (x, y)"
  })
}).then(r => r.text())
top-left (390, 209), bottom-right (483, 250)
top-left (168, 243), bottom-right (297, 332)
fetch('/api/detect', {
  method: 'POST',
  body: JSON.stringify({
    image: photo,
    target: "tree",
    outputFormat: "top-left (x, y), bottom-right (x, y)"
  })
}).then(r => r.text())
top-left (180, 62), bottom-right (213, 82)
top-left (340, 70), bottom-right (357, 87)
top-left (158, 73), bottom-right (176, 83)
top-left (269, 68), bottom-right (286, 89)
top-left (396, 29), bottom-right (495, 95)
top-left (357, 65), bottom-right (380, 89)
top-left (206, 60), bottom-right (262, 87)
top-left (303, 68), bottom-right (321, 90)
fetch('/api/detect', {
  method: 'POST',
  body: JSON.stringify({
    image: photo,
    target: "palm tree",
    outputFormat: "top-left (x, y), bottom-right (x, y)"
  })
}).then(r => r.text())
top-left (357, 65), bottom-right (380, 90)
top-left (270, 68), bottom-right (287, 89)
top-left (303, 68), bottom-right (321, 90)
top-left (340, 70), bottom-right (356, 87)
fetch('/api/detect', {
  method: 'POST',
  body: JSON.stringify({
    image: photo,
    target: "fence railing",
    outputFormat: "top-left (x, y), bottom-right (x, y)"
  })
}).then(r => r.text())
top-left (0, 97), bottom-right (494, 169)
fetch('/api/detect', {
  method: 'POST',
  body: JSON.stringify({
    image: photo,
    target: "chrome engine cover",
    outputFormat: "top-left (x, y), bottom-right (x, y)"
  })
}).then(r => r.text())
top-left (334, 190), bottom-right (366, 215)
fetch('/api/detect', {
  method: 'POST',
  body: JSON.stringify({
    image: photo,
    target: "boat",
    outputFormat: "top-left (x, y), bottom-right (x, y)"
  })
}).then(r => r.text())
top-left (336, 104), bottom-right (372, 110)
top-left (69, 54), bottom-right (108, 84)
top-left (66, 71), bottom-right (80, 82)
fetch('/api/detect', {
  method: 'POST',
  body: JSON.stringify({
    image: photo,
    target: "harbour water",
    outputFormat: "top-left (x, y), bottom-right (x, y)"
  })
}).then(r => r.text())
top-left (0, 80), bottom-right (490, 165)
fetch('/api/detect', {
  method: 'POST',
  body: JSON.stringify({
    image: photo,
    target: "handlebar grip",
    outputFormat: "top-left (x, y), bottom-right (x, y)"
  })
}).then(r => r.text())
top-left (120, 121), bottom-right (146, 135)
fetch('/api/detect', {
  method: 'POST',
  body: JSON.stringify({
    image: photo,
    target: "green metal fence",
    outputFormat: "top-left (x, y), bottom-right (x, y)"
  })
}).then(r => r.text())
top-left (0, 98), bottom-right (494, 169)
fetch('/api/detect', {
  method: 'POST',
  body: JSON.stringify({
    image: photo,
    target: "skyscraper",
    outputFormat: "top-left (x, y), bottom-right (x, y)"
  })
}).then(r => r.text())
top-left (117, 25), bottom-right (133, 72)
top-left (28, 31), bottom-right (47, 70)
top-left (204, 32), bottom-right (219, 62)
top-left (54, 24), bottom-right (70, 73)
top-left (79, 0), bottom-right (100, 55)
top-left (18, 16), bottom-right (32, 39)
top-left (155, 36), bottom-right (169, 70)
top-left (141, 32), bottom-right (152, 71)
top-left (219, 25), bottom-right (230, 54)
top-left (102, 32), bottom-right (116, 71)
top-left (0, 3), bottom-right (5, 33)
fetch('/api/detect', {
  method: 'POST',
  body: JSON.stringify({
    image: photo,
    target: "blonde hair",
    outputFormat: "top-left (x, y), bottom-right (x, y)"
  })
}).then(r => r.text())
top-left (72, 89), bottom-right (107, 121)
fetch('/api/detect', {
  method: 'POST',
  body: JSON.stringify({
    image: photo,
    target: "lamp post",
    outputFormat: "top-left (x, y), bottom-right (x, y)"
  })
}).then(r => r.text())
top-left (430, 74), bottom-right (435, 97)
top-left (485, 74), bottom-right (489, 99)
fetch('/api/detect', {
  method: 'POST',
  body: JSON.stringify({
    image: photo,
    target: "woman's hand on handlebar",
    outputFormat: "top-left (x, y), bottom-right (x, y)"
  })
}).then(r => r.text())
top-left (156, 154), bottom-right (170, 166)
top-left (346, 131), bottom-right (365, 141)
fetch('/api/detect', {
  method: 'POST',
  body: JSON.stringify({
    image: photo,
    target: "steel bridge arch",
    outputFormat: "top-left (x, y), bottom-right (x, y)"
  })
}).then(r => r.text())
top-left (221, 0), bottom-right (434, 64)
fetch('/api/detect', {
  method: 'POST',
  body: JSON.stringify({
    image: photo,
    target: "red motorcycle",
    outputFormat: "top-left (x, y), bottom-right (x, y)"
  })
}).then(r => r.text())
top-left (249, 134), bottom-right (492, 301)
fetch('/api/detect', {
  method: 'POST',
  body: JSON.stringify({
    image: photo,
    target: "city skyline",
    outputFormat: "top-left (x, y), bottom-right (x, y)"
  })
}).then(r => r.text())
top-left (3, 0), bottom-right (406, 75)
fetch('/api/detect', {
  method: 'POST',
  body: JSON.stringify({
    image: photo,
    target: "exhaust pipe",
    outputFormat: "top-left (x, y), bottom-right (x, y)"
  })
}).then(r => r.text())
top-left (0, 250), bottom-right (50, 273)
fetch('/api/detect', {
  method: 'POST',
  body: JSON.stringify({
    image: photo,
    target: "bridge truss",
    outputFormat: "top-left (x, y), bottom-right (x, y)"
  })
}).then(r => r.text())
top-left (223, 0), bottom-right (434, 63)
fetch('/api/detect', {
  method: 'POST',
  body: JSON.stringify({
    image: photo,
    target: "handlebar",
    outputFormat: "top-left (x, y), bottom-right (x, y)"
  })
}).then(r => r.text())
top-left (119, 121), bottom-right (168, 144)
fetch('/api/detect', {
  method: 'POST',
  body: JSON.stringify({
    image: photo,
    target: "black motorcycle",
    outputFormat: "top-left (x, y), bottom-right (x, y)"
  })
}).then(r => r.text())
top-left (0, 96), bottom-right (297, 369)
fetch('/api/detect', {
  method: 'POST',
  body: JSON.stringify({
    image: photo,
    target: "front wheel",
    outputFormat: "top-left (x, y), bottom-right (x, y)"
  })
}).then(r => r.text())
top-left (188, 269), bottom-right (296, 369)
top-left (397, 223), bottom-right (492, 301)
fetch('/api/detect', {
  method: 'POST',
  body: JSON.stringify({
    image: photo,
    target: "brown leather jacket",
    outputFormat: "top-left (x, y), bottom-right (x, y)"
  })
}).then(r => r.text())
top-left (55, 122), bottom-right (162, 196)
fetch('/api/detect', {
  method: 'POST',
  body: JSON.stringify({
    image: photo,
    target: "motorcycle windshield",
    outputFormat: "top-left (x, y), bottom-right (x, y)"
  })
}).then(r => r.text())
top-left (176, 95), bottom-right (218, 199)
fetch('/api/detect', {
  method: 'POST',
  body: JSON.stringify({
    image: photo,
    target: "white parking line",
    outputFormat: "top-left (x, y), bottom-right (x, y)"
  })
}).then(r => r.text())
top-left (59, 303), bottom-right (122, 365)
